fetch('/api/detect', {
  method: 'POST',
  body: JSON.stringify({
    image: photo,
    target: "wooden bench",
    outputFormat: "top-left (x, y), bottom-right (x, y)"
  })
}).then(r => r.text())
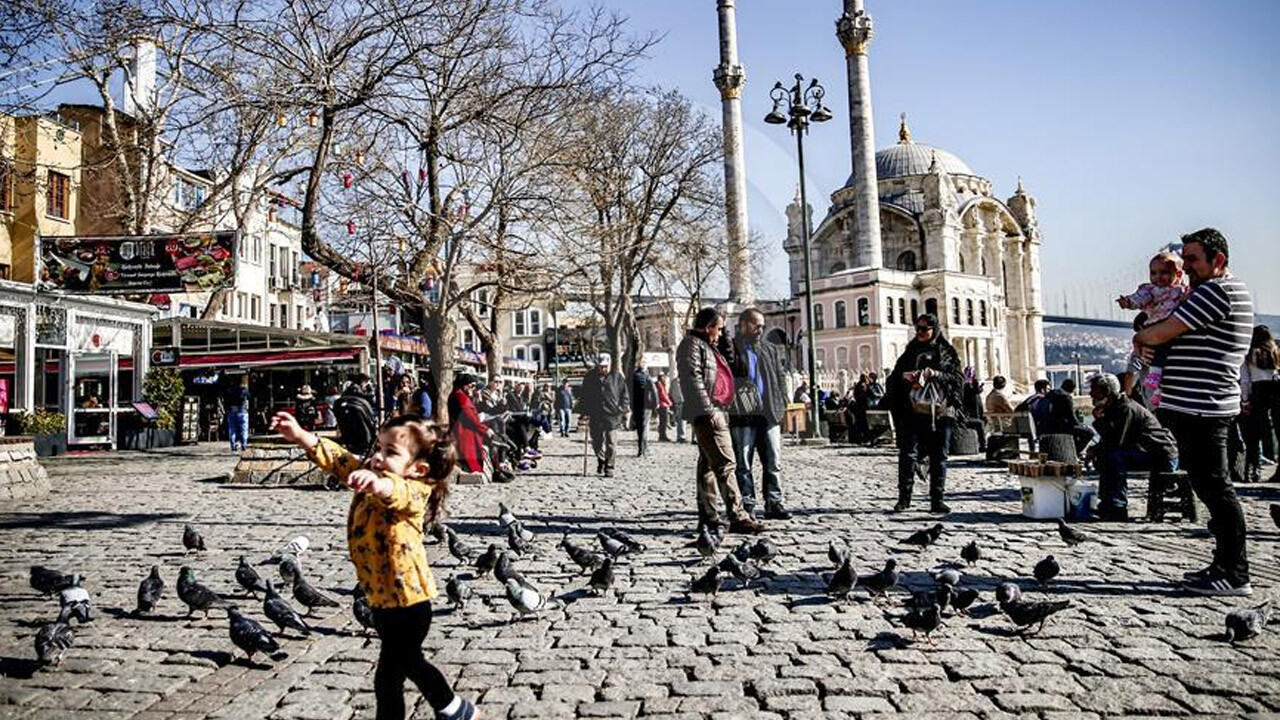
top-left (824, 409), bottom-right (848, 443)
top-left (985, 412), bottom-right (1038, 459)
top-left (864, 410), bottom-right (896, 447)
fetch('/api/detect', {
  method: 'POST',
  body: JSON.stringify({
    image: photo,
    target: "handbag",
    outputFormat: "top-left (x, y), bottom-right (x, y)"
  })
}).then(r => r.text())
top-left (733, 378), bottom-right (763, 416)
top-left (909, 378), bottom-right (953, 426)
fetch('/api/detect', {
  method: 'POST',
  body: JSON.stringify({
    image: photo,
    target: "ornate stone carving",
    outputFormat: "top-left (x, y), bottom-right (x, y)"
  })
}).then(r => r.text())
top-left (836, 9), bottom-right (874, 56)
top-left (713, 64), bottom-right (745, 100)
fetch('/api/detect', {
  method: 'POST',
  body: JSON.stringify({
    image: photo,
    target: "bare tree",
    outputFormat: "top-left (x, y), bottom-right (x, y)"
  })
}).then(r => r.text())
top-left (548, 87), bottom-right (723, 373)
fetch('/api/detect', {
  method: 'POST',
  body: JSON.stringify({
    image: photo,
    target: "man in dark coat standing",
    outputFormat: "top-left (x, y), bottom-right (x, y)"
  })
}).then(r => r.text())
top-left (727, 308), bottom-right (792, 519)
top-left (631, 358), bottom-right (656, 456)
top-left (580, 353), bottom-right (628, 477)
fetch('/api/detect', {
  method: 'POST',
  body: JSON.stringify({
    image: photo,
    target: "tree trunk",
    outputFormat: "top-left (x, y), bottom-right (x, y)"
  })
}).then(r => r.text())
top-left (484, 308), bottom-right (504, 382)
top-left (424, 308), bottom-right (456, 424)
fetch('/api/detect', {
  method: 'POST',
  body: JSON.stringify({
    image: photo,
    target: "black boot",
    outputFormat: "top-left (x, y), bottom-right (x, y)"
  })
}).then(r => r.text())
top-left (892, 484), bottom-right (912, 513)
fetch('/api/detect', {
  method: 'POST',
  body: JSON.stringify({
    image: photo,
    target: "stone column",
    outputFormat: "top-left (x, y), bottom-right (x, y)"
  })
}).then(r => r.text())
top-left (1004, 239), bottom-right (1029, 385)
top-left (836, 0), bottom-right (882, 269)
top-left (714, 0), bottom-right (753, 304)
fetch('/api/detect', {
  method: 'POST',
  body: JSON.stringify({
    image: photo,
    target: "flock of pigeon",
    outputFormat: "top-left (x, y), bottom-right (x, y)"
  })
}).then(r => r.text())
top-left (23, 501), bottom-right (1279, 668)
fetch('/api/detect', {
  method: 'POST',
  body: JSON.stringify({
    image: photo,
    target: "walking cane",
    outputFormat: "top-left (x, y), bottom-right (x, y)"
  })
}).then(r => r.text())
top-left (581, 417), bottom-right (589, 477)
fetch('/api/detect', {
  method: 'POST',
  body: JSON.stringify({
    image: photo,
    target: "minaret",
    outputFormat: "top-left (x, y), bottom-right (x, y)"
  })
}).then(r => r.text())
top-left (836, 0), bottom-right (882, 269)
top-left (713, 0), bottom-right (753, 305)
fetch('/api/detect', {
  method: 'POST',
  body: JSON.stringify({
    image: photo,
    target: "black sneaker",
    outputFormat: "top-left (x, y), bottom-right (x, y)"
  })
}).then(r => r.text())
top-left (437, 697), bottom-right (477, 720)
top-left (891, 500), bottom-right (910, 513)
top-left (1182, 563), bottom-right (1218, 582)
top-left (930, 501), bottom-right (951, 515)
top-left (1182, 571), bottom-right (1252, 597)
top-left (763, 503), bottom-right (792, 520)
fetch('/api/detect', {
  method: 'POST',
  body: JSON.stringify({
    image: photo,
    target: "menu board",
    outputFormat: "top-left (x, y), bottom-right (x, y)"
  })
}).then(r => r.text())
top-left (40, 231), bottom-right (238, 294)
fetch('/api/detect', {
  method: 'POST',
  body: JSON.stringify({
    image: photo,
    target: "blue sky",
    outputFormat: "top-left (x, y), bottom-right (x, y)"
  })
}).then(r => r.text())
top-left (598, 0), bottom-right (1280, 315)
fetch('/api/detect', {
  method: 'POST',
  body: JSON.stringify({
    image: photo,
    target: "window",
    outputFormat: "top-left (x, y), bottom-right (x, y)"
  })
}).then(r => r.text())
top-left (897, 298), bottom-right (906, 324)
top-left (269, 245), bottom-right (278, 279)
top-left (174, 176), bottom-right (206, 210)
top-left (884, 298), bottom-right (894, 325)
top-left (813, 303), bottom-right (824, 331)
top-left (0, 163), bottom-right (11, 211)
top-left (250, 296), bottom-right (259, 321)
top-left (235, 293), bottom-right (245, 319)
top-left (979, 300), bottom-right (988, 327)
top-left (910, 299), bottom-right (919, 322)
top-left (279, 304), bottom-right (289, 328)
top-left (816, 348), bottom-right (826, 367)
top-left (252, 235), bottom-right (262, 264)
top-left (857, 298), bottom-right (869, 326)
top-left (474, 289), bottom-right (490, 318)
top-left (529, 345), bottom-right (543, 370)
top-left (514, 312), bottom-right (525, 337)
top-left (269, 304), bottom-right (277, 325)
top-left (528, 309), bottom-right (541, 335)
top-left (925, 298), bottom-right (938, 317)
top-left (46, 171), bottom-right (70, 219)
top-left (291, 250), bottom-right (300, 288)
top-left (896, 251), bottom-right (917, 271)
top-left (461, 327), bottom-right (476, 351)
top-left (836, 346), bottom-right (849, 370)
top-left (952, 298), bottom-right (961, 324)
top-left (966, 299), bottom-right (975, 325)
top-left (514, 345), bottom-right (527, 361)
top-left (834, 301), bottom-right (847, 329)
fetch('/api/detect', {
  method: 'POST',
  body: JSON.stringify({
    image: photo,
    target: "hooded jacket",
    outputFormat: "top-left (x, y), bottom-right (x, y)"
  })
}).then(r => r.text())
top-left (882, 333), bottom-right (964, 419)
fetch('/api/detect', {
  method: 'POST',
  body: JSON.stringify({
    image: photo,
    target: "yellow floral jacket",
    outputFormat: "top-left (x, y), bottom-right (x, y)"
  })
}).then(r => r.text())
top-left (307, 438), bottom-right (438, 608)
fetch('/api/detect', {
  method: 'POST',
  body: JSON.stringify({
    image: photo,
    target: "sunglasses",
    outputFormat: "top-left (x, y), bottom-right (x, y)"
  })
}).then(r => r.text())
top-left (915, 325), bottom-right (932, 332)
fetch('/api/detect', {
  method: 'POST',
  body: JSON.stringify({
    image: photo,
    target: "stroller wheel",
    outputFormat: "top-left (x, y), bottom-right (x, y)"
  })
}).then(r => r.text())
top-left (528, 459), bottom-right (539, 468)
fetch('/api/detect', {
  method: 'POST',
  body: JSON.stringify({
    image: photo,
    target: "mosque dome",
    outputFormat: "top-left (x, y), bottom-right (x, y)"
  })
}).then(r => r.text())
top-left (841, 114), bottom-right (977, 187)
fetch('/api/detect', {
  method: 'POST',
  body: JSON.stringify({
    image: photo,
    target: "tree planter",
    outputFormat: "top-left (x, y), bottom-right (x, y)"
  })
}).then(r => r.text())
top-left (33, 433), bottom-right (68, 457)
top-left (119, 428), bottom-right (175, 450)
top-left (152, 429), bottom-right (175, 448)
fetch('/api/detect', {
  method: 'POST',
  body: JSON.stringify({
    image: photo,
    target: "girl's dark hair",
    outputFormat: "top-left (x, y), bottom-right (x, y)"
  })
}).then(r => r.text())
top-left (379, 413), bottom-right (455, 525)
top-left (693, 307), bottom-right (722, 330)
top-left (1250, 325), bottom-right (1278, 371)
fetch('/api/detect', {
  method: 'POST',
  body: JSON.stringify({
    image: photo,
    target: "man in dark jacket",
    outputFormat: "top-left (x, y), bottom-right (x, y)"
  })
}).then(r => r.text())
top-left (677, 307), bottom-right (764, 535)
top-left (1086, 373), bottom-right (1178, 521)
top-left (1043, 378), bottom-right (1094, 453)
top-left (882, 313), bottom-right (964, 514)
top-left (728, 308), bottom-right (791, 519)
top-left (631, 358), bottom-right (656, 456)
top-left (580, 353), bottom-right (628, 476)
top-left (554, 380), bottom-right (574, 437)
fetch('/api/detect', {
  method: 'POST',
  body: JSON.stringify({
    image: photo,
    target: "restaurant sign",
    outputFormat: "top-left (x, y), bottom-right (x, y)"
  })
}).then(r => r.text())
top-left (40, 231), bottom-right (238, 294)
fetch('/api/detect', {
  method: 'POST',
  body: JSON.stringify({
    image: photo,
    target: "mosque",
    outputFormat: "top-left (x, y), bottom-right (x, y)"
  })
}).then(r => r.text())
top-left (737, 1), bottom-right (1047, 387)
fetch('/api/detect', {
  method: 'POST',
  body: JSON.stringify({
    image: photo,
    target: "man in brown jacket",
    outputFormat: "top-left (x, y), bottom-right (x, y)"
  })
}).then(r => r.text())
top-left (676, 307), bottom-right (764, 535)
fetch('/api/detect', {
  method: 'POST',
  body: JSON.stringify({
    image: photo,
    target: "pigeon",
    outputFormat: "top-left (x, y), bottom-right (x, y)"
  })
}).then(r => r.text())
top-left (901, 601), bottom-right (942, 642)
top-left (1270, 503), bottom-right (1280, 530)
top-left (262, 581), bottom-right (310, 636)
top-left (351, 585), bottom-right (375, 634)
top-left (57, 586), bottom-right (92, 624)
top-left (446, 527), bottom-right (479, 562)
top-left (826, 555), bottom-right (856, 599)
top-left (690, 566), bottom-right (723, 598)
top-left (1034, 555), bottom-right (1061, 586)
top-left (857, 559), bottom-right (899, 598)
top-left (961, 540), bottom-right (981, 566)
top-left (278, 554), bottom-right (302, 586)
top-left (1224, 601), bottom-right (1271, 643)
top-left (498, 502), bottom-right (518, 530)
top-left (34, 622), bottom-right (74, 666)
top-left (182, 524), bottom-right (206, 553)
top-left (177, 566), bottom-right (224, 618)
top-left (291, 574), bottom-right (339, 616)
top-left (30, 566), bottom-right (80, 596)
top-left (995, 582), bottom-right (1022, 604)
top-left (510, 519), bottom-right (535, 544)
top-left (934, 582), bottom-right (954, 615)
top-left (901, 524), bottom-right (944, 549)
top-left (1056, 519), bottom-right (1091, 547)
top-left (950, 587), bottom-right (980, 615)
top-left (931, 567), bottom-right (961, 587)
top-left (1001, 597), bottom-right (1072, 634)
top-left (560, 536), bottom-right (605, 573)
top-left (600, 527), bottom-right (647, 553)
top-left (446, 574), bottom-right (473, 609)
top-left (588, 557), bottom-right (615, 595)
top-left (475, 544), bottom-right (501, 576)
top-left (504, 578), bottom-right (560, 616)
top-left (695, 525), bottom-right (719, 560)
top-left (597, 531), bottom-right (628, 559)
top-left (494, 552), bottom-right (534, 590)
top-left (236, 556), bottom-right (270, 598)
top-left (733, 538), bottom-right (777, 566)
top-left (718, 553), bottom-right (760, 587)
top-left (506, 524), bottom-right (533, 555)
top-left (828, 540), bottom-right (850, 568)
top-left (136, 566), bottom-right (165, 616)
top-left (260, 536), bottom-right (310, 565)
top-left (226, 606), bottom-right (284, 662)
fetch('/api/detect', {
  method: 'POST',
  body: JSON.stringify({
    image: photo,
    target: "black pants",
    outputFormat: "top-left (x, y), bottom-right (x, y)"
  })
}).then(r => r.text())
top-left (896, 414), bottom-right (951, 503)
top-left (1158, 410), bottom-right (1250, 583)
top-left (634, 409), bottom-right (650, 456)
top-left (371, 602), bottom-right (454, 720)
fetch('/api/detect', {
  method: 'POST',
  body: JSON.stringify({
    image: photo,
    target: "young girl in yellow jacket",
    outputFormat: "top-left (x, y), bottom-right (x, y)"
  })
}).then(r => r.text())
top-left (271, 411), bottom-right (477, 720)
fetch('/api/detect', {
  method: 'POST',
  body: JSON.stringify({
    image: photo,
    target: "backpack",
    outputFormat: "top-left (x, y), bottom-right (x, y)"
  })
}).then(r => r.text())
top-left (334, 393), bottom-right (377, 455)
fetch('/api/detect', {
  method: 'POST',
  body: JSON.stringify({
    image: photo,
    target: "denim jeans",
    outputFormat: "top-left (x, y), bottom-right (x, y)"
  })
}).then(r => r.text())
top-left (672, 404), bottom-right (686, 441)
top-left (1158, 410), bottom-right (1249, 583)
top-left (1096, 448), bottom-right (1176, 511)
top-left (730, 418), bottom-right (784, 510)
top-left (227, 409), bottom-right (249, 451)
top-left (557, 408), bottom-right (571, 436)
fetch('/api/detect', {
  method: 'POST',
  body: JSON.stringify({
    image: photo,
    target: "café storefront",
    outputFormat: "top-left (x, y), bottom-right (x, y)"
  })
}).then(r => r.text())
top-left (0, 281), bottom-right (156, 448)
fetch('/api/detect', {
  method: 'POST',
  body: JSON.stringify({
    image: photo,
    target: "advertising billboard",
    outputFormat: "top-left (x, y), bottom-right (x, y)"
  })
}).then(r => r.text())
top-left (40, 231), bottom-right (238, 294)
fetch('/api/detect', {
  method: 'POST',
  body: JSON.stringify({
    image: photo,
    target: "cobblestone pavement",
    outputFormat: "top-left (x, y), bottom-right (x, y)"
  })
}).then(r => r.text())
top-left (1, 432), bottom-right (1279, 720)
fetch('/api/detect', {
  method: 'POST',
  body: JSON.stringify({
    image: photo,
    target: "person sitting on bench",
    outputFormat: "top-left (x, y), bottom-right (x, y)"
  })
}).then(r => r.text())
top-left (1085, 373), bottom-right (1178, 522)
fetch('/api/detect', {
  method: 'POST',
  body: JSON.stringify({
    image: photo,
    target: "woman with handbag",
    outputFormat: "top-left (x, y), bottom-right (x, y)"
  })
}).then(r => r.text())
top-left (881, 313), bottom-right (964, 514)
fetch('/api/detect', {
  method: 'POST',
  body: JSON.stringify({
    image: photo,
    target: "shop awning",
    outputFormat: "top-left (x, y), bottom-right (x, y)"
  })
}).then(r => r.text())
top-left (151, 318), bottom-right (368, 370)
top-left (178, 347), bottom-right (363, 369)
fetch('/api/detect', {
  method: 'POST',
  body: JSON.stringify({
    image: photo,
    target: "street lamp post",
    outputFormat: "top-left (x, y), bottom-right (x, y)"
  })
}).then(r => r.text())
top-left (765, 73), bottom-right (833, 438)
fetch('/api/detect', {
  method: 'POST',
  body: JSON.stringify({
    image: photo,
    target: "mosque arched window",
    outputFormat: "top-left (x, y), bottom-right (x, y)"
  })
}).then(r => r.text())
top-left (885, 298), bottom-right (894, 325)
top-left (896, 251), bottom-right (917, 271)
top-left (834, 301), bottom-right (847, 328)
top-left (966, 299), bottom-right (975, 325)
top-left (952, 298), bottom-right (961, 324)
top-left (897, 298), bottom-right (907, 324)
top-left (979, 300), bottom-right (988, 327)
top-left (925, 298), bottom-right (938, 317)
top-left (910, 299), bottom-right (919, 322)
top-left (813, 303), bottom-right (824, 331)
top-left (857, 298), bottom-right (869, 326)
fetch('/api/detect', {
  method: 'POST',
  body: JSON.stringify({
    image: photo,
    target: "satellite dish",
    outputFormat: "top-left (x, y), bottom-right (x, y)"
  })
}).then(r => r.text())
top-left (54, 128), bottom-right (66, 142)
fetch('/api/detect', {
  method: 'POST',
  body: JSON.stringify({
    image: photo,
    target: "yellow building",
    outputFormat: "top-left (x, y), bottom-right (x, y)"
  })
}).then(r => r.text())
top-left (0, 111), bottom-right (83, 283)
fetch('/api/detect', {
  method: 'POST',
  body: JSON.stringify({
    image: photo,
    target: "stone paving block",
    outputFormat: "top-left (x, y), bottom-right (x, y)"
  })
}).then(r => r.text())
top-left (823, 695), bottom-right (897, 713)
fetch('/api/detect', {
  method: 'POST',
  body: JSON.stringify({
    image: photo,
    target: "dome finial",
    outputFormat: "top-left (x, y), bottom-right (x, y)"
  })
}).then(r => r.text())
top-left (793, 183), bottom-right (801, 204)
top-left (898, 112), bottom-right (911, 144)
top-left (928, 149), bottom-right (939, 172)
top-left (1015, 175), bottom-right (1026, 195)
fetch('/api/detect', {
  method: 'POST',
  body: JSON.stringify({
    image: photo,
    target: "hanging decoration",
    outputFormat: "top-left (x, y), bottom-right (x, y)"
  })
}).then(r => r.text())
top-left (354, 150), bottom-right (364, 167)
top-left (342, 172), bottom-right (354, 189)
top-left (418, 168), bottom-right (426, 185)
top-left (307, 111), bottom-right (319, 128)
top-left (275, 112), bottom-right (287, 128)
top-left (346, 220), bottom-right (356, 236)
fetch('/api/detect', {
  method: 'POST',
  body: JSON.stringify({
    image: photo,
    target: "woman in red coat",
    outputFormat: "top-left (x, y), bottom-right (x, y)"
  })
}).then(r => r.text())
top-left (447, 373), bottom-right (489, 473)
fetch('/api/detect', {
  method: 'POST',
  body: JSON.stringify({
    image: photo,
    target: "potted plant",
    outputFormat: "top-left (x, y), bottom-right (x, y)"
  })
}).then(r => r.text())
top-left (20, 409), bottom-right (68, 457)
top-left (139, 367), bottom-right (185, 449)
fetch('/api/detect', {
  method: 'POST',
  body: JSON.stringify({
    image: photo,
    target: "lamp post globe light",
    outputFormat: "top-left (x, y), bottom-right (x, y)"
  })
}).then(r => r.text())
top-left (765, 74), bottom-right (832, 438)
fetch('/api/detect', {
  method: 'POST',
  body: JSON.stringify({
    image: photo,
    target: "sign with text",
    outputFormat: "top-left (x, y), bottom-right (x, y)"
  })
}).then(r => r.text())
top-left (40, 231), bottom-right (238, 294)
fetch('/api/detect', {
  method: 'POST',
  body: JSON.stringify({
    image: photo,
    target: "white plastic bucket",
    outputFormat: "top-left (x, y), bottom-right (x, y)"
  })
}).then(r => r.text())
top-left (1065, 479), bottom-right (1097, 521)
top-left (1020, 475), bottom-right (1067, 519)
